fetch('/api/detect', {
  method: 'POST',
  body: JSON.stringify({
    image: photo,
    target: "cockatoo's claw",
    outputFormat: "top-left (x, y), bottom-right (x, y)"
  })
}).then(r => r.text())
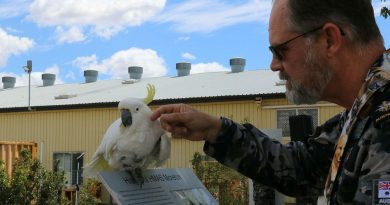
top-left (128, 168), bottom-right (144, 188)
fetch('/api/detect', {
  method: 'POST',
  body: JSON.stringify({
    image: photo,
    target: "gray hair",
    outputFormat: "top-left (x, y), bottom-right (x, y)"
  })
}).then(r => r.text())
top-left (286, 0), bottom-right (383, 51)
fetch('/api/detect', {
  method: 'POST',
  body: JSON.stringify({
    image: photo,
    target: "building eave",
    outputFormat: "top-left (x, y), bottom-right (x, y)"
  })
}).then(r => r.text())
top-left (0, 93), bottom-right (285, 113)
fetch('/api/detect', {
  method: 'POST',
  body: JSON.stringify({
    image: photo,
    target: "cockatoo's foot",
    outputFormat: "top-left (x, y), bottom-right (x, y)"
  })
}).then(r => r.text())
top-left (128, 168), bottom-right (144, 188)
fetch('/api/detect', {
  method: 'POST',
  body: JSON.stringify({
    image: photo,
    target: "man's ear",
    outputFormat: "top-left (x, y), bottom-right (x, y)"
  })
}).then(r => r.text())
top-left (322, 23), bottom-right (345, 57)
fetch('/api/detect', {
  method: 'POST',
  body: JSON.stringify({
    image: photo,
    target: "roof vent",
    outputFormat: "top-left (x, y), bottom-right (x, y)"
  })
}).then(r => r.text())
top-left (54, 94), bottom-right (77, 100)
top-left (176, 62), bottom-right (191, 77)
top-left (42, 73), bottom-right (56, 86)
top-left (230, 57), bottom-right (246, 73)
top-left (2, 76), bottom-right (16, 89)
top-left (128, 66), bottom-right (143, 79)
top-left (84, 70), bottom-right (98, 83)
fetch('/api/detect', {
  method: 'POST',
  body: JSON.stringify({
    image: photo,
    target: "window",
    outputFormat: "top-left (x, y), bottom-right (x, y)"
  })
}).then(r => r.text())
top-left (53, 152), bottom-right (84, 186)
top-left (276, 108), bottom-right (318, 137)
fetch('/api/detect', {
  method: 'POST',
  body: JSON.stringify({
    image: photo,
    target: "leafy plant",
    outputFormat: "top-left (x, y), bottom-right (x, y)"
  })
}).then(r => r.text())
top-left (380, 0), bottom-right (390, 19)
top-left (77, 178), bottom-right (102, 205)
top-left (191, 152), bottom-right (249, 205)
top-left (0, 149), bottom-right (70, 205)
top-left (0, 161), bottom-right (10, 203)
top-left (0, 149), bottom-right (104, 205)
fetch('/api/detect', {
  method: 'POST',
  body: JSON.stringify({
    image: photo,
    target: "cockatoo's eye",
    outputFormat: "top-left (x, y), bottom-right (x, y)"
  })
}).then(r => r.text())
top-left (135, 107), bottom-right (139, 112)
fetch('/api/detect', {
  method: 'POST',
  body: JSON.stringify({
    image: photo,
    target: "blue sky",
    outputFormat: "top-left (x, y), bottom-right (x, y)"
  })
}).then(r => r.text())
top-left (1, 0), bottom-right (390, 87)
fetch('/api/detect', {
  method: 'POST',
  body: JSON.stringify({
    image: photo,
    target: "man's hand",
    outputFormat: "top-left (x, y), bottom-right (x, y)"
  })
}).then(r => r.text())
top-left (150, 104), bottom-right (222, 142)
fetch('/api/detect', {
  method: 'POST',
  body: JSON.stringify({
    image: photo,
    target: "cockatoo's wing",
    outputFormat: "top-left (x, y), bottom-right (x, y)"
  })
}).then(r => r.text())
top-left (156, 133), bottom-right (171, 165)
top-left (83, 154), bottom-right (112, 178)
top-left (146, 133), bottom-right (171, 168)
top-left (102, 120), bottom-right (123, 159)
top-left (83, 119), bottom-right (122, 178)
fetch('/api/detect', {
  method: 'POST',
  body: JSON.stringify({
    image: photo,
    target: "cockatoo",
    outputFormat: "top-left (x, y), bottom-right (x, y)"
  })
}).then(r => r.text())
top-left (84, 84), bottom-right (170, 186)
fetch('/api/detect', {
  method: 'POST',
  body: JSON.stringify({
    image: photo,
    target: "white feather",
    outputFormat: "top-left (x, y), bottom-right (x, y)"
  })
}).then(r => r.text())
top-left (84, 97), bottom-right (170, 178)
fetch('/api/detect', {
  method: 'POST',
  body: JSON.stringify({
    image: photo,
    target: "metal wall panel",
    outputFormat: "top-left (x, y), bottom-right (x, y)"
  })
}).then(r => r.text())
top-left (0, 99), bottom-right (343, 171)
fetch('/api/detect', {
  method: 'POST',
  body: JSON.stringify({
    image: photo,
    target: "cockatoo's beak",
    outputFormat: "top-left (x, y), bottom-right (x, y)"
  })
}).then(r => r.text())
top-left (121, 109), bottom-right (132, 127)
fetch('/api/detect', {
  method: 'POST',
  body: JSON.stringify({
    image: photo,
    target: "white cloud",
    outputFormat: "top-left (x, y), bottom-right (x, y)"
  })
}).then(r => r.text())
top-left (5, 27), bottom-right (21, 34)
top-left (56, 26), bottom-right (86, 44)
top-left (182, 52), bottom-right (196, 60)
top-left (191, 62), bottom-right (229, 74)
top-left (155, 0), bottom-right (271, 33)
top-left (72, 48), bottom-right (167, 79)
top-left (0, 28), bottom-right (35, 67)
top-left (27, 0), bottom-right (166, 41)
top-left (65, 71), bottom-right (76, 80)
top-left (0, 0), bottom-right (30, 18)
top-left (91, 25), bottom-right (124, 40)
top-left (0, 65), bottom-right (64, 88)
top-left (178, 36), bottom-right (191, 41)
top-left (72, 55), bottom-right (98, 69)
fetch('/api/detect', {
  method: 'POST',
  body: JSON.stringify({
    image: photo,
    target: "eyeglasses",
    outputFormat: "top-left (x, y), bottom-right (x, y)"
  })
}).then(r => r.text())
top-left (269, 25), bottom-right (324, 61)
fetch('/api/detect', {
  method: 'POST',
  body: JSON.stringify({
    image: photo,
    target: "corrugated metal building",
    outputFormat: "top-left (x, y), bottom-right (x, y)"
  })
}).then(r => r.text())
top-left (0, 63), bottom-right (343, 187)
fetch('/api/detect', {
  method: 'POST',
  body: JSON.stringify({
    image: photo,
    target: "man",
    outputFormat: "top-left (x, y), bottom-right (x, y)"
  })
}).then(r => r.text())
top-left (151, 0), bottom-right (390, 204)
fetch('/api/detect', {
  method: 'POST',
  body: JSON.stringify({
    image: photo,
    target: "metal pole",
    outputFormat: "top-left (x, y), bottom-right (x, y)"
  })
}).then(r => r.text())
top-left (75, 161), bottom-right (80, 205)
top-left (75, 153), bottom-right (84, 205)
top-left (24, 60), bottom-right (32, 111)
top-left (28, 72), bottom-right (31, 111)
top-left (39, 142), bottom-right (44, 162)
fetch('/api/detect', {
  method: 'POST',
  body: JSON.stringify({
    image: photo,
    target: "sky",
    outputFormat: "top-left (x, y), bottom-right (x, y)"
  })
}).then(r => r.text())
top-left (0, 0), bottom-right (390, 88)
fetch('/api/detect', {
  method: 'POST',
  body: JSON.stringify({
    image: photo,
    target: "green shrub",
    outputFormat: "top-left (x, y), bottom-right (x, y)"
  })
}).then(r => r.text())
top-left (0, 149), bottom-right (102, 205)
top-left (191, 152), bottom-right (249, 205)
top-left (0, 160), bottom-right (10, 203)
top-left (77, 178), bottom-right (102, 205)
top-left (0, 149), bottom-right (69, 205)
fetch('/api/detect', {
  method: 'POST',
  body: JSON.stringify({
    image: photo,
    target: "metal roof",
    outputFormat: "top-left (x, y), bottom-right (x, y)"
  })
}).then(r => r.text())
top-left (0, 69), bottom-right (285, 109)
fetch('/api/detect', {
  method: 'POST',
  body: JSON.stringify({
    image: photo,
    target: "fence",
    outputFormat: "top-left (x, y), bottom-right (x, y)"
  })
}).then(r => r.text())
top-left (0, 141), bottom-right (38, 176)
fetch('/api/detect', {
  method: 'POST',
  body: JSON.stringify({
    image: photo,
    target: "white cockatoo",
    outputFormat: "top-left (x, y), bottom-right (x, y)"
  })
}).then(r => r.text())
top-left (84, 84), bottom-right (170, 185)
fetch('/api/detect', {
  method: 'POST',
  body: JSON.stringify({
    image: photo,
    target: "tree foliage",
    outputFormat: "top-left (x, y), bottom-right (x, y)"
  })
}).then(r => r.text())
top-left (0, 149), bottom-right (101, 205)
top-left (381, 0), bottom-right (390, 19)
top-left (191, 152), bottom-right (249, 205)
top-left (0, 149), bottom-right (69, 205)
top-left (77, 178), bottom-right (102, 205)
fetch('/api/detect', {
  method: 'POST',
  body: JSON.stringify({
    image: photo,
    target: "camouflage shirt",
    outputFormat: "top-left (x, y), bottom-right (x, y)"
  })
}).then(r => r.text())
top-left (204, 53), bottom-right (390, 204)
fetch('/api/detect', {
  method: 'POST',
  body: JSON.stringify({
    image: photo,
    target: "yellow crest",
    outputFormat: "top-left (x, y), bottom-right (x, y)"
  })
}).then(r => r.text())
top-left (144, 84), bottom-right (155, 105)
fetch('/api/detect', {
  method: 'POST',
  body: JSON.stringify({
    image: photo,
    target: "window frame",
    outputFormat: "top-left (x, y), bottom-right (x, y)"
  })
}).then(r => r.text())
top-left (276, 108), bottom-right (319, 137)
top-left (53, 152), bottom-right (84, 186)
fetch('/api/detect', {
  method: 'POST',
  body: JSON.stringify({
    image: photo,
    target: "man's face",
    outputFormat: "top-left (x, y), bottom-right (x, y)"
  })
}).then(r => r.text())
top-left (269, 0), bottom-right (332, 104)
top-left (282, 41), bottom-right (333, 104)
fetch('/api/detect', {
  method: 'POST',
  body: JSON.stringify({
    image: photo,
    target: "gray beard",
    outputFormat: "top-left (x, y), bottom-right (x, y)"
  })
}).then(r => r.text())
top-left (282, 44), bottom-right (333, 104)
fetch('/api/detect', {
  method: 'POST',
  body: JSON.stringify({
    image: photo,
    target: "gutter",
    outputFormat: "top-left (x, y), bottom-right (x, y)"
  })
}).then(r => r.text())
top-left (0, 93), bottom-right (285, 113)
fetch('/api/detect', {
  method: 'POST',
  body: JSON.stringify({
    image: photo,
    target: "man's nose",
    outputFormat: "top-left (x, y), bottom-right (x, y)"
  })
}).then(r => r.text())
top-left (270, 57), bottom-right (282, 72)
